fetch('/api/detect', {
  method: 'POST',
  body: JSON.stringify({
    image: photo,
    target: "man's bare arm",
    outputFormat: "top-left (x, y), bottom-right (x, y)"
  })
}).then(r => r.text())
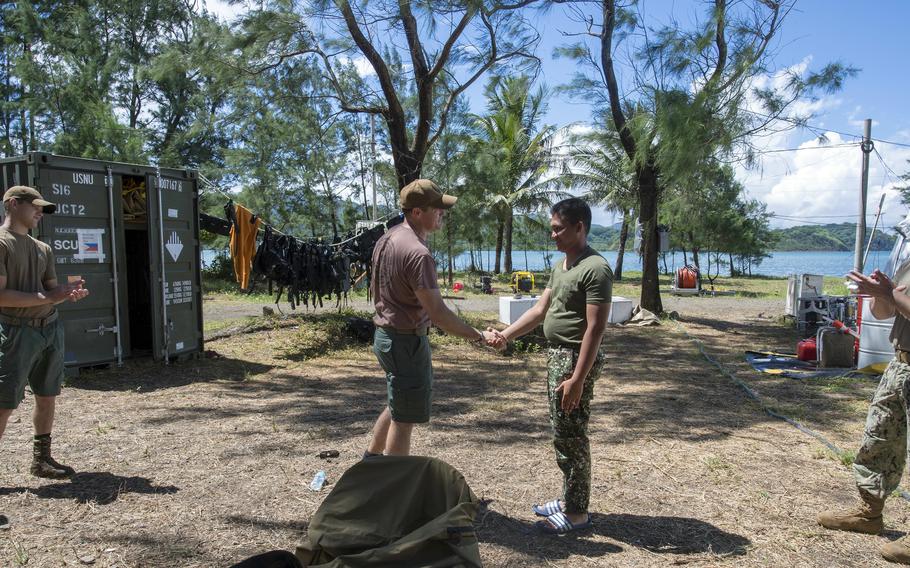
top-left (0, 275), bottom-right (89, 308)
top-left (415, 287), bottom-right (487, 341)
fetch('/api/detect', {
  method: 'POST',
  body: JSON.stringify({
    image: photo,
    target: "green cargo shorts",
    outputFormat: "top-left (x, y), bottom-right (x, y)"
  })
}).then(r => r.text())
top-left (373, 327), bottom-right (433, 423)
top-left (0, 319), bottom-right (65, 409)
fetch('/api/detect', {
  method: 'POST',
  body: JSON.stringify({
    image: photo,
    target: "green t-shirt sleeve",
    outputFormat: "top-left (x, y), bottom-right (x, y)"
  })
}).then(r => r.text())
top-left (583, 262), bottom-right (613, 304)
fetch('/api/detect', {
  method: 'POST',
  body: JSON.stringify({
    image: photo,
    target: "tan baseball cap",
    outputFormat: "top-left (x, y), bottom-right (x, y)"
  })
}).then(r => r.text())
top-left (399, 179), bottom-right (457, 210)
top-left (3, 186), bottom-right (57, 214)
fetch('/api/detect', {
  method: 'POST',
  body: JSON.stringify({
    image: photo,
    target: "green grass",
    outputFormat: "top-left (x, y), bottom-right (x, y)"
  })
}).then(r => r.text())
top-left (203, 317), bottom-right (256, 334)
top-left (202, 269), bottom-right (851, 305)
top-left (806, 374), bottom-right (862, 394)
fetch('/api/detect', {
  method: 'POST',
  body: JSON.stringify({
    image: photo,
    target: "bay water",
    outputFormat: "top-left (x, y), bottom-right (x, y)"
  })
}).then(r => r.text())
top-left (202, 248), bottom-right (889, 277)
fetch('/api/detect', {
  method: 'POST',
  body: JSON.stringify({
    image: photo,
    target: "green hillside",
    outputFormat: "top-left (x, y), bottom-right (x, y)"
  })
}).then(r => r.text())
top-left (771, 222), bottom-right (896, 251)
top-left (588, 224), bottom-right (622, 248)
top-left (571, 222), bottom-right (896, 252)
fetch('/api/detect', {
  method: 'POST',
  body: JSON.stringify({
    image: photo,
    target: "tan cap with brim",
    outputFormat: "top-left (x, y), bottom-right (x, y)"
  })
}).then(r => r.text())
top-left (3, 185), bottom-right (57, 214)
top-left (399, 179), bottom-right (457, 210)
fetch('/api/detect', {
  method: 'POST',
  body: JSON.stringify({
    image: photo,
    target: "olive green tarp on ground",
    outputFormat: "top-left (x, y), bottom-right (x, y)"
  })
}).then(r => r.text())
top-left (296, 456), bottom-right (482, 568)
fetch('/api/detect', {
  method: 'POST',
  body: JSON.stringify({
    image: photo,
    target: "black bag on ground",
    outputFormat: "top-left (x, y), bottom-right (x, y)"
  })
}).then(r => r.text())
top-left (296, 456), bottom-right (482, 568)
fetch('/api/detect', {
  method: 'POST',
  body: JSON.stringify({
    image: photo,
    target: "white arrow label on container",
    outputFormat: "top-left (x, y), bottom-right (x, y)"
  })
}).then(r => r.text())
top-left (165, 232), bottom-right (183, 261)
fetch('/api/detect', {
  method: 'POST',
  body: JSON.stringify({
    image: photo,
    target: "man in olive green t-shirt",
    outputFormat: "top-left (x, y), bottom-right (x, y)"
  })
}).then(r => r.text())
top-left (491, 197), bottom-right (612, 535)
top-left (0, 186), bottom-right (90, 530)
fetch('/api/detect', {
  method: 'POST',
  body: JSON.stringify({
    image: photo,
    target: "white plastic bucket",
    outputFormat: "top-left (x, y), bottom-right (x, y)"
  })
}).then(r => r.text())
top-left (857, 295), bottom-right (895, 369)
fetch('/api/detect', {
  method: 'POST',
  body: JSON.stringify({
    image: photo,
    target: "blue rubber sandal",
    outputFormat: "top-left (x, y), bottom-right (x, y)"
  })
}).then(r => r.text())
top-left (532, 499), bottom-right (563, 517)
top-left (536, 511), bottom-right (593, 535)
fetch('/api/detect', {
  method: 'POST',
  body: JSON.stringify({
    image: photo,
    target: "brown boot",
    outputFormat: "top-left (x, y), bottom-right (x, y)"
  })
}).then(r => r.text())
top-left (30, 434), bottom-right (75, 479)
top-left (817, 491), bottom-right (884, 535)
top-left (882, 535), bottom-right (910, 564)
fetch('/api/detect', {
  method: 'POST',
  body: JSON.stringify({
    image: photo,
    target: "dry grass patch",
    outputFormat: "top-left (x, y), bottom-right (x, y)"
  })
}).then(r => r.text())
top-left (2, 301), bottom-right (909, 567)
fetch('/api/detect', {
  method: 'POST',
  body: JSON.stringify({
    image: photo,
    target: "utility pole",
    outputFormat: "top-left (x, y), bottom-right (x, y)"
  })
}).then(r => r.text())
top-left (853, 118), bottom-right (874, 272)
top-left (370, 114), bottom-right (377, 221)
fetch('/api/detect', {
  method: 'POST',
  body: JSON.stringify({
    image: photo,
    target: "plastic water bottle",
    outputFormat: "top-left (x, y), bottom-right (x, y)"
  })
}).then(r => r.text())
top-left (310, 470), bottom-right (326, 491)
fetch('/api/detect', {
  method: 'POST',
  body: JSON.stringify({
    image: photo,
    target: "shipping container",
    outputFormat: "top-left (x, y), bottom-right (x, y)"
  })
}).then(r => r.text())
top-left (0, 152), bottom-right (203, 370)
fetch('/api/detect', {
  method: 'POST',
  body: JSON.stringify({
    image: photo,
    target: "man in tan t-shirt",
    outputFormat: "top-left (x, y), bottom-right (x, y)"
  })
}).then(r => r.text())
top-left (0, 186), bottom-right (90, 530)
top-left (365, 179), bottom-right (497, 457)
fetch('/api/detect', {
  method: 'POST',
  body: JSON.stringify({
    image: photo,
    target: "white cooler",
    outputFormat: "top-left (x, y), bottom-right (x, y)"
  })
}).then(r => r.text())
top-left (499, 296), bottom-right (538, 325)
top-left (498, 295), bottom-right (634, 325)
top-left (609, 296), bottom-right (634, 324)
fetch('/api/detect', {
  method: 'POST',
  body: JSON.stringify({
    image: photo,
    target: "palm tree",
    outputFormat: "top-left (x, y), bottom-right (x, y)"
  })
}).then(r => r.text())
top-left (559, 123), bottom-right (637, 280)
top-left (472, 75), bottom-right (565, 273)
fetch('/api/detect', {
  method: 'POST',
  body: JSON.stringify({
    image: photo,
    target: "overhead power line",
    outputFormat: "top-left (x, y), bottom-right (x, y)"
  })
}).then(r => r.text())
top-left (767, 215), bottom-right (843, 226)
top-left (753, 142), bottom-right (857, 154)
top-left (876, 138), bottom-right (910, 149)
top-left (873, 148), bottom-right (906, 184)
top-left (745, 109), bottom-right (910, 150)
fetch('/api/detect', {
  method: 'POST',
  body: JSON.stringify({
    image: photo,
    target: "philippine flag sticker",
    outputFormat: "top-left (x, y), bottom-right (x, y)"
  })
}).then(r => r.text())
top-left (73, 228), bottom-right (106, 262)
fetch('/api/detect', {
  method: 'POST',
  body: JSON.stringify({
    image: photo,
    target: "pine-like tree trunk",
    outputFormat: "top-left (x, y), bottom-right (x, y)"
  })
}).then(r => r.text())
top-left (504, 211), bottom-right (514, 274)
top-left (614, 211), bottom-right (629, 281)
top-left (690, 233), bottom-right (701, 271)
top-left (446, 219), bottom-right (454, 286)
top-left (729, 252), bottom-right (735, 277)
top-left (494, 222), bottom-right (504, 274)
top-left (392, 145), bottom-right (423, 189)
top-left (638, 166), bottom-right (662, 313)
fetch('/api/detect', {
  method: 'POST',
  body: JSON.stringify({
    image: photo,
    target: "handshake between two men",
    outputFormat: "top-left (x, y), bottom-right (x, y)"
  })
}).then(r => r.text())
top-left (478, 327), bottom-right (509, 351)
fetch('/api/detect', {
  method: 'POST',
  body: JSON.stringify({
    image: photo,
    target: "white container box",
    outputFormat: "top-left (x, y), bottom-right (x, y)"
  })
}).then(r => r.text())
top-left (609, 296), bottom-right (634, 324)
top-left (499, 296), bottom-right (539, 325)
top-left (499, 295), bottom-right (634, 325)
top-left (786, 273), bottom-right (824, 316)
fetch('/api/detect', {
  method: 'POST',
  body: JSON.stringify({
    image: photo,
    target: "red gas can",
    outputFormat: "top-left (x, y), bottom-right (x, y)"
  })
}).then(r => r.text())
top-left (797, 337), bottom-right (817, 362)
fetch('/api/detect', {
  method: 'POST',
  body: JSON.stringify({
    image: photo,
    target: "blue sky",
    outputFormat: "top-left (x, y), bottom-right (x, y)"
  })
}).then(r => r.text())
top-left (205, 1), bottom-right (910, 231)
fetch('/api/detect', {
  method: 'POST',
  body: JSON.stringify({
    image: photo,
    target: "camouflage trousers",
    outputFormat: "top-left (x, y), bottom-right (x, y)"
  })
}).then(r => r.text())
top-left (853, 358), bottom-right (910, 500)
top-left (546, 346), bottom-right (607, 514)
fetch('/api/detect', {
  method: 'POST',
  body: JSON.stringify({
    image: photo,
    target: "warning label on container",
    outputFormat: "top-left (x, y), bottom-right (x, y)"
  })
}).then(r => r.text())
top-left (165, 279), bottom-right (193, 306)
top-left (165, 232), bottom-right (183, 261)
top-left (73, 228), bottom-right (106, 262)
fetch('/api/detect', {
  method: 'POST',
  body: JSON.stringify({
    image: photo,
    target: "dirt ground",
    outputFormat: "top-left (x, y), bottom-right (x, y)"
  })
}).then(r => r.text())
top-left (1, 293), bottom-right (908, 567)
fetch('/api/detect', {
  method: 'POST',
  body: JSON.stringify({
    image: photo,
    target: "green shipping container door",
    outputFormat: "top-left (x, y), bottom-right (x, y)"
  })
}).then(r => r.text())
top-left (0, 152), bottom-right (203, 369)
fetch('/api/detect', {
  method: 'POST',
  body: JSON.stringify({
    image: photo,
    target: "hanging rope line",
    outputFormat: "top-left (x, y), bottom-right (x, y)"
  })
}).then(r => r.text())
top-left (197, 173), bottom-right (398, 246)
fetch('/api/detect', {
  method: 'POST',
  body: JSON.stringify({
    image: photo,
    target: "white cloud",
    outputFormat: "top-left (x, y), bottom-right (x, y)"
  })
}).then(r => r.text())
top-left (337, 56), bottom-right (376, 78)
top-left (352, 56), bottom-right (376, 78)
top-left (729, 59), bottom-right (910, 231)
top-left (739, 130), bottom-right (910, 231)
top-left (200, 0), bottom-right (247, 22)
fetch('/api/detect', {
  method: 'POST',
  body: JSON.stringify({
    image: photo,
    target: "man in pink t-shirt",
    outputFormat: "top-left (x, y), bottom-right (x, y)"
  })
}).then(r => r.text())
top-left (365, 179), bottom-right (496, 457)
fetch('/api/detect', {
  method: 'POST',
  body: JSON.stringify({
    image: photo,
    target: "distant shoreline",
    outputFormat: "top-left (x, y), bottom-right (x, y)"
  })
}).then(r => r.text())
top-left (585, 243), bottom-right (894, 253)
